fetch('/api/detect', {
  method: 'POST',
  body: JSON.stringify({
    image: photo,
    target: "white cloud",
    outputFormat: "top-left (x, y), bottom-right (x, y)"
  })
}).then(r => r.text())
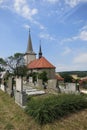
top-left (65, 0), bottom-right (80, 7)
top-left (13, 0), bottom-right (38, 20)
top-left (79, 31), bottom-right (87, 41)
top-left (72, 30), bottom-right (87, 41)
top-left (56, 61), bottom-right (87, 71)
top-left (61, 26), bottom-right (87, 45)
top-left (56, 63), bottom-right (82, 72)
top-left (65, 0), bottom-right (87, 8)
top-left (0, 0), bottom-right (38, 20)
top-left (32, 20), bottom-right (46, 30)
top-left (0, 0), bottom-right (4, 4)
top-left (74, 53), bottom-right (87, 64)
top-left (80, 25), bottom-right (87, 31)
top-left (62, 47), bottom-right (72, 55)
top-left (14, 0), bottom-right (45, 30)
top-left (43, 0), bottom-right (59, 4)
top-left (60, 38), bottom-right (73, 45)
top-left (23, 24), bottom-right (30, 30)
top-left (0, 0), bottom-right (45, 30)
top-left (39, 33), bottom-right (56, 41)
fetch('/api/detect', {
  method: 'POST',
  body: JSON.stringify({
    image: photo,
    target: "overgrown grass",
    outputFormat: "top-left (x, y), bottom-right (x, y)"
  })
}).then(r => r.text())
top-left (1, 90), bottom-right (87, 130)
top-left (25, 94), bottom-right (87, 124)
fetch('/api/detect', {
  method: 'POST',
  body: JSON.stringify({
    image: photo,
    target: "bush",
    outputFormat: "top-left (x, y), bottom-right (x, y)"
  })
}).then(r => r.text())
top-left (25, 94), bottom-right (87, 124)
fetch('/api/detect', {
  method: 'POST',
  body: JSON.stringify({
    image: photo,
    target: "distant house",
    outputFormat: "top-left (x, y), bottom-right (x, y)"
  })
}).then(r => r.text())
top-left (71, 74), bottom-right (79, 80)
top-left (55, 74), bottom-right (64, 83)
top-left (79, 77), bottom-right (87, 87)
top-left (24, 30), bottom-right (56, 79)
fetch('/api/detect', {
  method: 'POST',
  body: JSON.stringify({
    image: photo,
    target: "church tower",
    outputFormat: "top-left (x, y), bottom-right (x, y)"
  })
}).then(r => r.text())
top-left (25, 30), bottom-right (36, 65)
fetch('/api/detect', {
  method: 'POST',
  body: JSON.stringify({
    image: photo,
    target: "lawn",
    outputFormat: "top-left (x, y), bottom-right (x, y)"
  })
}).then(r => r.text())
top-left (0, 90), bottom-right (87, 130)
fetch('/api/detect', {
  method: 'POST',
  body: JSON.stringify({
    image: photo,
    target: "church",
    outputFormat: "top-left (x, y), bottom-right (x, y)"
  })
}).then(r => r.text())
top-left (24, 30), bottom-right (56, 79)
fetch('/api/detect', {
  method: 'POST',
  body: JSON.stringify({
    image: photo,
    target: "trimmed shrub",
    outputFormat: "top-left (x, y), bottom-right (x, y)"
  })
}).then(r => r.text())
top-left (25, 94), bottom-right (87, 124)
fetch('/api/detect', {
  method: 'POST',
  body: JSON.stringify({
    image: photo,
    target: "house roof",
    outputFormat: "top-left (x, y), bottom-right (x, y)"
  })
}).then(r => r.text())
top-left (55, 75), bottom-right (64, 81)
top-left (27, 56), bottom-right (55, 69)
top-left (79, 78), bottom-right (87, 84)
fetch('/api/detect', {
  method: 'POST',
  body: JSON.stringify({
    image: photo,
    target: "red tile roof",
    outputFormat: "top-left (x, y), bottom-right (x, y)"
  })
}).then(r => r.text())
top-left (79, 78), bottom-right (87, 84)
top-left (55, 75), bottom-right (64, 81)
top-left (27, 57), bottom-right (55, 69)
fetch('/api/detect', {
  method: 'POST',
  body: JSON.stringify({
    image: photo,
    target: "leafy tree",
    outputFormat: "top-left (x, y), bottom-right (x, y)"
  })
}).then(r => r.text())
top-left (0, 58), bottom-right (7, 71)
top-left (5, 53), bottom-right (26, 76)
top-left (27, 72), bottom-right (37, 82)
top-left (32, 72), bottom-right (38, 82)
top-left (5, 53), bottom-right (24, 70)
top-left (14, 65), bottom-right (28, 77)
top-left (38, 71), bottom-right (48, 83)
top-left (59, 71), bottom-right (87, 78)
top-left (81, 81), bottom-right (87, 89)
top-left (60, 73), bottom-right (73, 83)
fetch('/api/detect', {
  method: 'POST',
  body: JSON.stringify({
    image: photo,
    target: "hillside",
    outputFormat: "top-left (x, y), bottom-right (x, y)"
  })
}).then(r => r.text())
top-left (1, 90), bottom-right (87, 130)
top-left (58, 71), bottom-right (87, 77)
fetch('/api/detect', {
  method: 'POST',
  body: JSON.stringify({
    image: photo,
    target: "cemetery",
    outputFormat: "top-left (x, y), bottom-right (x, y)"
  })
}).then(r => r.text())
top-left (0, 72), bottom-right (87, 126)
top-left (0, 70), bottom-right (81, 108)
top-left (0, 30), bottom-right (81, 108)
top-left (0, 30), bottom-right (87, 127)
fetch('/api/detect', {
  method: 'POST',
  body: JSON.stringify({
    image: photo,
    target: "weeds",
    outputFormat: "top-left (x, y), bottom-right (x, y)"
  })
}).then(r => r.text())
top-left (25, 94), bottom-right (87, 124)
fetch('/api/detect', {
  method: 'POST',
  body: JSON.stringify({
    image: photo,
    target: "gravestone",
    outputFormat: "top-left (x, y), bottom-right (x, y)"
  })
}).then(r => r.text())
top-left (16, 77), bottom-right (23, 92)
top-left (0, 84), bottom-right (5, 92)
top-left (29, 77), bottom-right (33, 83)
top-left (15, 77), bottom-right (27, 107)
top-left (0, 79), bottom-right (6, 92)
top-left (37, 79), bottom-right (43, 88)
top-left (7, 77), bottom-right (14, 96)
top-left (48, 79), bottom-right (57, 89)
top-left (66, 83), bottom-right (76, 92)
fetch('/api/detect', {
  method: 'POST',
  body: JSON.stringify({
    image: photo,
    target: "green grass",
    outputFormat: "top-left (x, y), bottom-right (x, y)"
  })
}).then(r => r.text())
top-left (1, 90), bottom-right (87, 130)
top-left (25, 94), bottom-right (87, 124)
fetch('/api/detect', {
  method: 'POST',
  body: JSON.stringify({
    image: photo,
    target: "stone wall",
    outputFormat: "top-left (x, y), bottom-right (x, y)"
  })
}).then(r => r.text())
top-left (59, 83), bottom-right (77, 93)
top-left (31, 68), bottom-right (56, 79)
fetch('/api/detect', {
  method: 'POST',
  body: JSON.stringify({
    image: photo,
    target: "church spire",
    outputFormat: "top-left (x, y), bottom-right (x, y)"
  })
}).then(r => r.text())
top-left (26, 29), bottom-right (33, 53)
top-left (39, 41), bottom-right (42, 59)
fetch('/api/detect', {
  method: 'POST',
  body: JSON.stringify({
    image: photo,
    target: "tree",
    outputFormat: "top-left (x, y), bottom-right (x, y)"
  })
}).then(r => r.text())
top-left (81, 81), bottom-right (87, 89)
top-left (14, 65), bottom-right (28, 77)
top-left (6, 53), bottom-right (24, 69)
top-left (27, 72), bottom-right (38, 82)
top-left (60, 73), bottom-right (73, 83)
top-left (0, 58), bottom-right (7, 71)
top-left (38, 71), bottom-right (48, 83)
top-left (5, 53), bottom-right (26, 76)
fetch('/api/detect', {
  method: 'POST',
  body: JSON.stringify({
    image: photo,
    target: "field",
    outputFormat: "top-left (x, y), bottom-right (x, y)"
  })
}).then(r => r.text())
top-left (0, 90), bottom-right (87, 130)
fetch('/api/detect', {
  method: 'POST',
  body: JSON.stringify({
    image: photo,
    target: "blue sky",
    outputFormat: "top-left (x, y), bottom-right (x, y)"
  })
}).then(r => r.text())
top-left (0, 0), bottom-right (87, 72)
